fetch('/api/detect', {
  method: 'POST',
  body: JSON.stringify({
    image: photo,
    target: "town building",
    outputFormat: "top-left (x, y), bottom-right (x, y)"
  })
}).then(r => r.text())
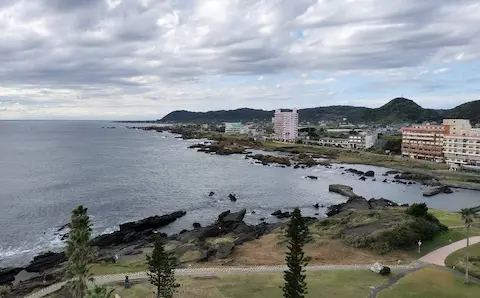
top-left (443, 119), bottom-right (480, 168)
top-left (401, 124), bottom-right (445, 162)
top-left (317, 137), bottom-right (350, 148)
top-left (273, 108), bottom-right (299, 141)
top-left (224, 122), bottom-right (247, 134)
top-left (348, 132), bottom-right (378, 149)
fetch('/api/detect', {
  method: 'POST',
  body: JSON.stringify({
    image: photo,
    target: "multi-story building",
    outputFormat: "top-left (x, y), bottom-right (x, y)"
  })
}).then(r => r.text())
top-left (224, 122), bottom-right (246, 134)
top-left (273, 108), bottom-right (299, 141)
top-left (317, 137), bottom-right (350, 148)
top-left (443, 119), bottom-right (480, 167)
top-left (348, 132), bottom-right (378, 149)
top-left (401, 124), bottom-right (444, 162)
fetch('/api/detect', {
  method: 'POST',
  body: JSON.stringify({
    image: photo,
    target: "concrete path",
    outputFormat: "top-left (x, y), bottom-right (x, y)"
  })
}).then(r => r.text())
top-left (419, 236), bottom-right (480, 266)
top-left (24, 264), bottom-right (414, 298)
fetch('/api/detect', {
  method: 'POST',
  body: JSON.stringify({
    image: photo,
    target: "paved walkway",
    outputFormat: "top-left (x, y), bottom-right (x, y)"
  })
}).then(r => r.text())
top-left (24, 236), bottom-right (480, 298)
top-left (419, 236), bottom-right (480, 266)
top-left (24, 264), bottom-right (414, 298)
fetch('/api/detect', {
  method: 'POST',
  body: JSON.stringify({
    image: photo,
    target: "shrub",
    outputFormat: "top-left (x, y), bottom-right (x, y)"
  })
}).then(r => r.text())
top-left (406, 203), bottom-right (428, 217)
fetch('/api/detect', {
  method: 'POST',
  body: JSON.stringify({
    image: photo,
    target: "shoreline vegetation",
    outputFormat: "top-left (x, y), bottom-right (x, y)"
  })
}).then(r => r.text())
top-left (128, 125), bottom-right (480, 191)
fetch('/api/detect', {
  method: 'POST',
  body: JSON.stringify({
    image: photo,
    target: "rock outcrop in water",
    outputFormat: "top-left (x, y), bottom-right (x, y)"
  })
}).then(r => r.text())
top-left (327, 184), bottom-right (400, 217)
top-left (91, 211), bottom-right (186, 248)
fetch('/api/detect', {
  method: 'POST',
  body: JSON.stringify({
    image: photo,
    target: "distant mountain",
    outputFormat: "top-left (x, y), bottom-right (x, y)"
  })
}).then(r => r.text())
top-left (161, 98), bottom-right (480, 124)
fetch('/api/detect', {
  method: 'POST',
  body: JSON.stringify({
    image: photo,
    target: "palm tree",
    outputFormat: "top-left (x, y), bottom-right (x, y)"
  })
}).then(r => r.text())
top-left (85, 285), bottom-right (114, 298)
top-left (460, 208), bottom-right (476, 284)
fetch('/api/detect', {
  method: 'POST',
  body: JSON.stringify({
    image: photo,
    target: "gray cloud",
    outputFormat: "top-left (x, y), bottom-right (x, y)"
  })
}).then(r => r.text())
top-left (0, 0), bottom-right (479, 118)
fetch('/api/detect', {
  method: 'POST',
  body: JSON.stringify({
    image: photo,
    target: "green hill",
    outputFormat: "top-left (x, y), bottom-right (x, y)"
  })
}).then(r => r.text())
top-left (160, 98), bottom-right (480, 124)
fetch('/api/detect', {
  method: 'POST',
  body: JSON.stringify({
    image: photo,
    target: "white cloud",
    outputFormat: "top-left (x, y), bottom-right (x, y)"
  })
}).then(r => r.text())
top-left (0, 0), bottom-right (479, 119)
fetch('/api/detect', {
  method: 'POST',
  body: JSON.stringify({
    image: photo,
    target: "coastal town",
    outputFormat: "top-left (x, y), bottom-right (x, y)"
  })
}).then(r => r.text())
top-left (193, 107), bottom-right (480, 173)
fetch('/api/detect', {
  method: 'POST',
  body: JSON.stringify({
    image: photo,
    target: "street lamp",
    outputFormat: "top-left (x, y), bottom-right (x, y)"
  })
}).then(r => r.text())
top-left (418, 240), bottom-right (422, 254)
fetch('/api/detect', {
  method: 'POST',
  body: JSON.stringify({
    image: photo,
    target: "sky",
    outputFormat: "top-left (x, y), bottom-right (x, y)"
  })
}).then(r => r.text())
top-left (0, 0), bottom-right (480, 120)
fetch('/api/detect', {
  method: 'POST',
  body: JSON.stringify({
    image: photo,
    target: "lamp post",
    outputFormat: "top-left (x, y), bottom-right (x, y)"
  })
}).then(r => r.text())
top-left (418, 240), bottom-right (422, 255)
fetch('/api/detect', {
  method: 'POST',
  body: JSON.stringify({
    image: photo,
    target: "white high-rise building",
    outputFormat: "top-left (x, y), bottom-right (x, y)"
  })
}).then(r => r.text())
top-left (273, 108), bottom-right (299, 141)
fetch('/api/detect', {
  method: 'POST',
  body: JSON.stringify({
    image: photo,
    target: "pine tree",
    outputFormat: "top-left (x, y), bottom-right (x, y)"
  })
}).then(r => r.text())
top-left (282, 208), bottom-right (311, 298)
top-left (85, 284), bottom-right (114, 298)
top-left (146, 234), bottom-right (180, 298)
top-left (460, 208), bottom-right (478, 284)
top-left (66, 205), bottom-right (93, 298)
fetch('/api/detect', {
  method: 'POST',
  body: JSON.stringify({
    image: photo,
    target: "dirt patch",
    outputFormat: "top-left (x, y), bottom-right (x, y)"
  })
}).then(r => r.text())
top-left (220, 233), bottom-right (412, 266)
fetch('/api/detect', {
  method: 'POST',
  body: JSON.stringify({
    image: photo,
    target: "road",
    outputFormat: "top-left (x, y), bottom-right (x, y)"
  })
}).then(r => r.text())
top-left (419, 236), bottom-right (480, 266)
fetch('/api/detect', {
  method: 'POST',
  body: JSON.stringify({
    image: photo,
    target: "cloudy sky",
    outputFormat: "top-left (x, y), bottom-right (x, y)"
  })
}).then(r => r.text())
top-left (1, 0), bottom-right (479, 119)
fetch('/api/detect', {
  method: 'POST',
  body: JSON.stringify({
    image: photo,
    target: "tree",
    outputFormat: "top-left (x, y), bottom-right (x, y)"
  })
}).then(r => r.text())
top-left (282, 208), bottom-right (311, 298)
top-left (85, 285), bottom-right (114, 298)
top-left (460, 208), bottom-right (478, 284)
top-left (146, 235), bottom-right (179, 298)
top-left (66, 205), bottom-right (93, 298)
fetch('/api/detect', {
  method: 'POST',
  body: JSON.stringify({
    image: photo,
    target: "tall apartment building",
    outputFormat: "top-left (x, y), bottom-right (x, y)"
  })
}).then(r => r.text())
top-left (401, 124), bottom-right (444, 161)
top-left (443, 119), bottom-right (480, 166)
top-left (273, 108), bottom-right (299, 141)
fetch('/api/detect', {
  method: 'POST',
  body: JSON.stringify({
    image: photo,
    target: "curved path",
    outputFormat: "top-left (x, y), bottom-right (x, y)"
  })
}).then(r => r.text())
top-left (419, 236), bottom-right (480, 266)
top-left (24, 264), bottom-right (414, 298)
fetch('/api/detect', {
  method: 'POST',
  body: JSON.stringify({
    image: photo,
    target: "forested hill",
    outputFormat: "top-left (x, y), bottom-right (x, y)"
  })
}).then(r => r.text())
top-left (160, 98), bottom-right (480, 124)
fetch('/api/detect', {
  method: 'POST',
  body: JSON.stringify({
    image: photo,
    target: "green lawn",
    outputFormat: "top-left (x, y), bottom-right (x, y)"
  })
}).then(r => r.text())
top-left (90, 258), bottom-right (148, 276)
top-left (379, 266), bottom-right (480, 298)
top-left (429, 209), bottom-right (464, 227)
top-left (445, 242), bottom-right (480, 279)
top-left (110, 271), bottom-right (388, 298)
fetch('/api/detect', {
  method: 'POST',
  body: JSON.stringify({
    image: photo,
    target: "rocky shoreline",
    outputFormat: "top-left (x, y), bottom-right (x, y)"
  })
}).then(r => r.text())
top-left (0, 208), bottom-right (287, 296)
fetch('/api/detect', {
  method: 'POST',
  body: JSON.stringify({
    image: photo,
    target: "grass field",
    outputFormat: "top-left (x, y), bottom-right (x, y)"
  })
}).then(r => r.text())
top-left (378, 266), bottom-right (480, 298)
top-left (429, 209), bottom-right (464, 227)
top-left (109, 270), bottom-right (388, 298)
top-left (445, 242), bottom-right (480, 279)
top-left (90, 259), bottom-right (148, 275)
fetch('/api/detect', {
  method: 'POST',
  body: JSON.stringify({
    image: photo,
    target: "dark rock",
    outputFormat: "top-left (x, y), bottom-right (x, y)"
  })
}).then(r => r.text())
top-left (372, 178), bottom-right (376, 182)
top-left (383, 179), bottom-right (388, 183)
top-left (293, 164), bottom-right (300, 169)
top-left (326, 196), bottom-right (370, 217)
top-left (56, 223), bottom-right (70, 232)
top-left (271, 210), bottom-right (282, 216)
top-left (400, 203), bottom-right (409, 207)
top-left (313, 203), bottom-right (320, 209)
top-left (394, 172), bottom-right (434, 182)
top-left (423, 186), bottom-right (454, 197)
top-left (277, 212), bottom-right (291, 219)
top-left (364, 170), bottom-right (375, 177)
top-left (209, 191), bottom-right (215, 197)
top-left (259, 217), bottom-right (265, 221)
top-left (217, 210), bottom-right (231, 221)
top-left (119, 211), bottom-right (187, 233)
top-left (306, 175), bottom-right (318, 180)
top-left (60, 233), bottom-right (69, 241)
top-left (379, 266), bottom-right (391, 275)
top-left (346, 168), bottom-right (365, 176)
top-left (359, 176), bottom-right (367, 181)
top-left (92, 211), bottom-right (186, 248)
top-left (180, 229), bottom-right (188, 234)
top-left (301, 166), bottom-right (306, 169)
top-left (219, 209), bottom-right (247, 223)
top-left (329, 184), bottom-right (358, 198)
top-left (251, 210), bottom-right (256, 214)
top-left (314, 213), bottom-right (319, 216)
top-left (25, 252), bottom-right (67, 273)
top-left (368, 198), bottom-right (398, 209)
top-left (193, 222), bottom-right (202, 229)
top-left (228, 194), bottom-right (237, 202)
top-left (0, 267), bottom-right (23, 285)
